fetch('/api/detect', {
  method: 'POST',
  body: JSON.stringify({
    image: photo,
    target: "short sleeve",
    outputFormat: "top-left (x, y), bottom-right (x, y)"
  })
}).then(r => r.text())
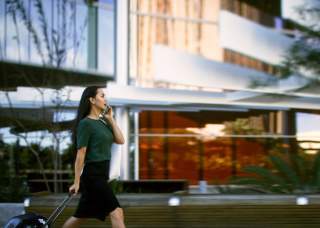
top-left (77, 121), bottom-right (91, 149)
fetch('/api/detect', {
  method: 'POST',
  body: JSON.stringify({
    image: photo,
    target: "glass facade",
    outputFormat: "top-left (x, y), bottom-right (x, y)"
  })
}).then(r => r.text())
top-left (296, 111), bottom-right (320, 155)
top-left (128, 0), bottom-right (300, 184)
top-left (132, 109), bottom-right (320, 184)
top-left (1, 0), bottom-right (319, 190)
top-left (137, 110), bottom-right (292, 184)
top-left (98, 2), bottom-right (115, 74)
top-left (0, 0), bottom-right (115, 74)
top-left (129, 0), bottom-right (221, 87)
top-left (0, 0), bottom-right (116, 193)
top-left (129, 0), bottom-right (283, 88)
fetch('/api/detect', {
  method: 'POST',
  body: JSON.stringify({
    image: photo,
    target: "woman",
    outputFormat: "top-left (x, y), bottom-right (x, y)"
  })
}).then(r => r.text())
top-left (63, 86), bottom-right (126, 228)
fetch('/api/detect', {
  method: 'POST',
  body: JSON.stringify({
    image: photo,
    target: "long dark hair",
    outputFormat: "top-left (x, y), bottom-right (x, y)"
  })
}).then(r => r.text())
top-left (72, 86), bottom-right (102, 149)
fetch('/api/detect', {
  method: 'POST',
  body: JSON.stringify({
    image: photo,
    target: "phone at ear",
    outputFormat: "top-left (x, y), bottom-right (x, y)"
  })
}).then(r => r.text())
top-left (106, 105), bottom-right (111, 112)
top-left (102, 105), bottom-right (111, 116)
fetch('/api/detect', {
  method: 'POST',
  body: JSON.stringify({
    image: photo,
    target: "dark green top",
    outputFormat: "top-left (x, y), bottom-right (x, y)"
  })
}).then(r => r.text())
top-left (77, 117), bottom-right (114, 162)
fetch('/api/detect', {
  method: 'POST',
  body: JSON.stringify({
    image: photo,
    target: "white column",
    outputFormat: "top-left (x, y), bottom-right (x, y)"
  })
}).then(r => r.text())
top-left (134, 111), bottom-right (139, 180)
top-left (114, 107), bottom-right (130, 180)
top-left (114, 0), bottom-right (130, 180)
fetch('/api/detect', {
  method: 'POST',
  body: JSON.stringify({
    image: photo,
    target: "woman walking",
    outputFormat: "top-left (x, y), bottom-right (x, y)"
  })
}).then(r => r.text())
top-left (63, 86), bottom-right (126, 228)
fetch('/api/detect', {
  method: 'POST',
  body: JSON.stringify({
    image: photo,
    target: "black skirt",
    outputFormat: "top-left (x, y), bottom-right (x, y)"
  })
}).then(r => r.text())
top-left (73, 160), bottom-right (121, 221)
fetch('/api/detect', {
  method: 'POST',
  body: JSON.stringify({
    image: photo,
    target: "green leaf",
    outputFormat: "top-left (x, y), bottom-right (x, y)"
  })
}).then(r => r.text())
top-left (312, 153), bottom-right (320, 187)
top-left (269, 155), bottom-right (300, 187)
top-left (291, 153), bottom-right (307, 182)
top-left (230, 177), bottom-right (266, 185)
top-left (243, 166), bottom-right (287, 186)
top-left (230, 177), bottom-right (289, 193)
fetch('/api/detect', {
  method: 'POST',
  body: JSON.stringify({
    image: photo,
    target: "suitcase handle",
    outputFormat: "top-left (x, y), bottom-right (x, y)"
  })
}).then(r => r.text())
top-left (45, 193), bottom-right (73, 226)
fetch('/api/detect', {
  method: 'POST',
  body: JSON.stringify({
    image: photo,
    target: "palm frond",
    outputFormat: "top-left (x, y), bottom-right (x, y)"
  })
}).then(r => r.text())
top-left (312, 153), bottom-right (320, 187)
top-left (291, 153), bottom-right (307, 180)
top-left (269, 155), bottom-right (300, 187)
top-left (243, 166), bottom-right (287, 186)
top-left (230, 177), bottom-right (290, 193)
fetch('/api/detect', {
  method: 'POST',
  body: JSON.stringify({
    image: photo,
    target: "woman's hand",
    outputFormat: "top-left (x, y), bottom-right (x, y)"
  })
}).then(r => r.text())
top-left (103, 105), bottom-right (114, 121)
top-left (69, 182), bottom-right (80, 195)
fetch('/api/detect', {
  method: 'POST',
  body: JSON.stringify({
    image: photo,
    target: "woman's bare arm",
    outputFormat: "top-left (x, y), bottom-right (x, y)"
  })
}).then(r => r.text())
top-left (108, 118), bottom-right (125, 144)
top-left (104, 107), bottom-right (125, 145)
top-left (70, 147), bottom-right (86, 194)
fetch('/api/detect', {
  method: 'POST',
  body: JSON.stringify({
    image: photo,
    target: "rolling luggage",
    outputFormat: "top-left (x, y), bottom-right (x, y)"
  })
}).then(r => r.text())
top-left (4, 193), bottom-right (73, 228)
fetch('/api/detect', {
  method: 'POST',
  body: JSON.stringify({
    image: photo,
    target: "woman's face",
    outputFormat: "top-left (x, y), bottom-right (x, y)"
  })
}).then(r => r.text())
top-left (90, 88), bottom-right (107, 111)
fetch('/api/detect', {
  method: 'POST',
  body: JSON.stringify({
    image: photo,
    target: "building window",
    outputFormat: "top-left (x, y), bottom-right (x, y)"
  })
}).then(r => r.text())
top-left (98, 0), bottom-right (115, 74)
top-left (129, 0), bottom-right (220, 87)
top-left (1, 0), bottom-right (115, 74)
top-left (296, 111), bottom-right (320, 156)
top-left (137, 110), bottom-right (284, 184)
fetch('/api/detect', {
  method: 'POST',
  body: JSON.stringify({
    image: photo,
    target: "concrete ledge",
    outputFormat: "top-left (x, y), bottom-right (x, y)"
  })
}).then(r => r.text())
top-left (26, 196), bottom-right (320, 228)
top-left (28, 194), bottom-right (320, 207)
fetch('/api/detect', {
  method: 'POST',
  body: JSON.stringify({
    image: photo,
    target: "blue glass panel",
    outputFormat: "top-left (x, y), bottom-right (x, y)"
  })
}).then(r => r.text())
top-left (98, 0), bottom-right (114, 74)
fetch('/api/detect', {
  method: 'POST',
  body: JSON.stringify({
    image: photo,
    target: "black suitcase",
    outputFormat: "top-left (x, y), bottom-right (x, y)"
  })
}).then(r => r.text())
top-left (4, 193), bottom-right (73, 228)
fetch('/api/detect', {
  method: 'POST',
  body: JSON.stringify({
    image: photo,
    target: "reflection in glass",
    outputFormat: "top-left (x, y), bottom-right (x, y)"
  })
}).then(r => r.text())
top-left (137, 110), bottom-right (293, 185)
top-left (1, 0), bottom-right (115, 73)
top-left (98, 1), bottom-right (114, 74)
top-left (129, 0), bottom-right (220, 87)
top-left (296, 112), bottom-right (320, 155)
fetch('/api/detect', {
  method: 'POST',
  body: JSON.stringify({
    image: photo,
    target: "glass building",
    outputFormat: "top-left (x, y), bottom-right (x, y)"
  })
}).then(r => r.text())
top-left (1, 0), bottom-right (320, 189)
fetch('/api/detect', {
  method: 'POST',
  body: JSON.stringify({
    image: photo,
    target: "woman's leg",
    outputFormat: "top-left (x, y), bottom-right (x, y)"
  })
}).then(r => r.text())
top-left (110, 207), bottom-right (125, 228)
top-left (62, 216), bottom-right (85, 228)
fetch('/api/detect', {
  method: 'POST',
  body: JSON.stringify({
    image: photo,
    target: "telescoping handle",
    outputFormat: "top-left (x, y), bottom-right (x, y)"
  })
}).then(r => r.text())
top-left (45, 193), bottom-right (73, 226)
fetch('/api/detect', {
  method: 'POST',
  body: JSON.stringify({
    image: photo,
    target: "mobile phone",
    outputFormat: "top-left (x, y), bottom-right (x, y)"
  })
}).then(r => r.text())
top-left (102, 105), bottom-right (111, 116)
